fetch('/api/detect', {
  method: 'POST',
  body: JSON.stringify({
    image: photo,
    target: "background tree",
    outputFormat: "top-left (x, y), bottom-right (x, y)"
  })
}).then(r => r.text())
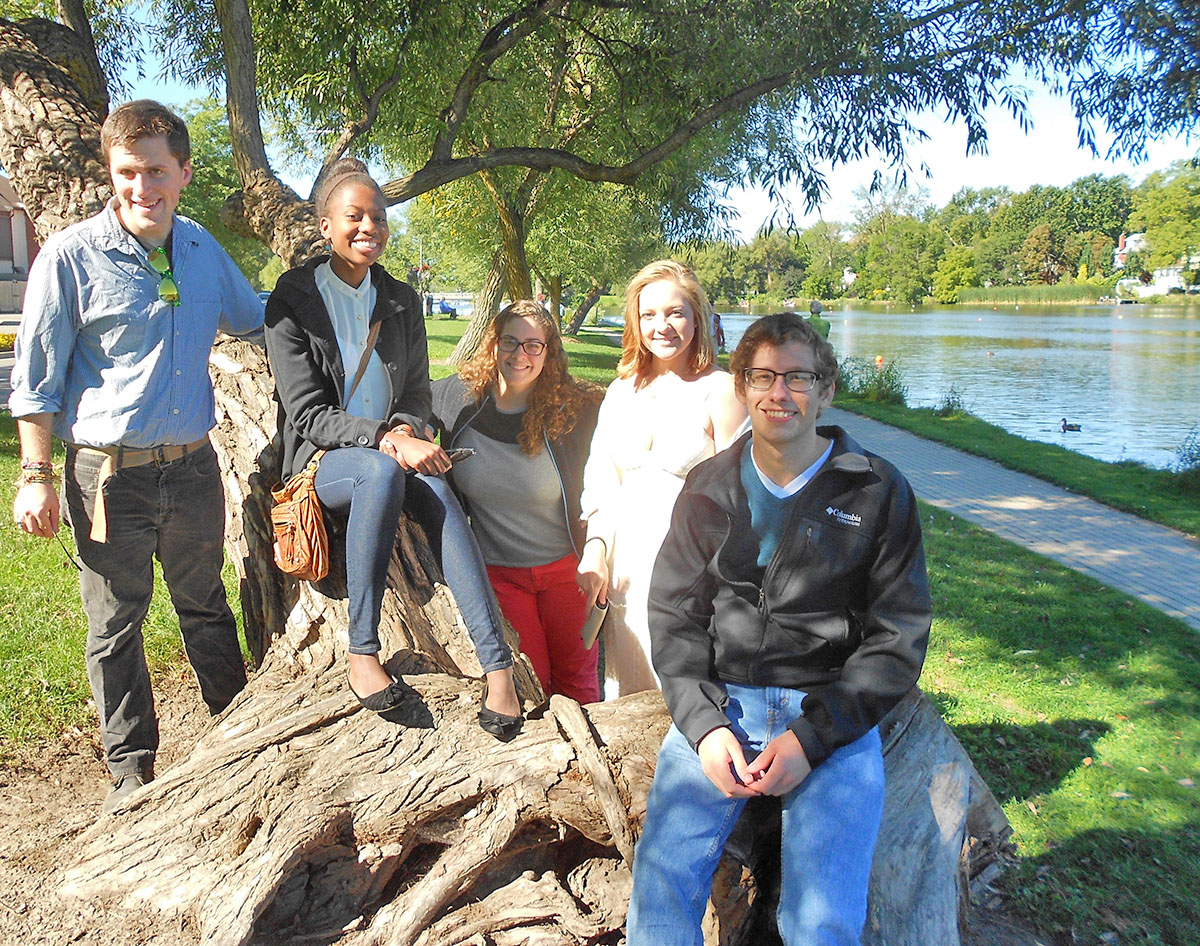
top-left (1128, 160), bottom-right (1200, 270)
top-left (178, 98), bottom-right (277, 289)
top-left (1020, 222), bottom-right (1068, 284)
top-left (932, 246), bottom-right (980, 303)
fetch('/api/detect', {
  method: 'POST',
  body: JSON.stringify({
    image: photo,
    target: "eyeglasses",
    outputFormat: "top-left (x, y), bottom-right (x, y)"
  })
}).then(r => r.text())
top-left (742, 368), bottom-right (822, 393)
top-left (147, 246), bottom-right (180, 306)
top-left (497, 335), bottom-right (547, 356)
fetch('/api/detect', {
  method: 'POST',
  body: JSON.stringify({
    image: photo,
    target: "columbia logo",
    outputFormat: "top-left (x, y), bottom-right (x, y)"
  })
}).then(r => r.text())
top-left (826, 506), bottom-right (862, 527)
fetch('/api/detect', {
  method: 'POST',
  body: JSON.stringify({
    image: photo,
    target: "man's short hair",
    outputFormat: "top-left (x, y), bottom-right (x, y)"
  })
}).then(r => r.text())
top-left (730, 312), bottom-right (839, 397)
top-left (101, 100), bottom-right (191, 165)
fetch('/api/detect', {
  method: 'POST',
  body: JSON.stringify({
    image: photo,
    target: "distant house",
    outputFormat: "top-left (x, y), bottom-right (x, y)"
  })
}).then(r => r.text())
top-left (1112, 232), bottom-right (1150, 271)
top-left (1, 175), bottom-right (39, 312)
top-left (1115, 254), bottom-right (1200, 298)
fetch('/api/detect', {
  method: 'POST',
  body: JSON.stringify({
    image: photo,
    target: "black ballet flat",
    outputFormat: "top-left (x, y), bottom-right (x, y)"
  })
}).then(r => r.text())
top-left (478, 682), bottom-right (523, 741)
top-left (350, 676), bottom-right (412, 724)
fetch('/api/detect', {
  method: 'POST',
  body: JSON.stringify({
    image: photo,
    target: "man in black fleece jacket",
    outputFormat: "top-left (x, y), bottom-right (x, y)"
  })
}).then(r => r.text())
top-left (626, 313), bottom-right (931, 946)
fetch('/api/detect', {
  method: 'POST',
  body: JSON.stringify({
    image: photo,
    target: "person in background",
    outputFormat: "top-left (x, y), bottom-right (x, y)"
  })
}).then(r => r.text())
top-left (9, 100), bottom-right (264, 814)
top-left (627, 312), bottom-right (932, 945)
top-left (429, 301), bottom-right (603, 703)
top-left (265, 157), bottom-right (522, 739)
top-left (576, 260), bottom-right (746, 698)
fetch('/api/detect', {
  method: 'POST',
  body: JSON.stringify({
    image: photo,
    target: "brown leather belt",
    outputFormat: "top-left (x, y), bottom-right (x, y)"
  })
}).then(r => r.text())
top-left (70, 436), bottom-right (211, 542)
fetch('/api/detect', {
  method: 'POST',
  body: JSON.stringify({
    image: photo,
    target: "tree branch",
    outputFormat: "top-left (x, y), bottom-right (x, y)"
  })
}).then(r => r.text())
top-left (431, 0), bottom-right (568, 162)
top-left (384, 68), bottom-right (797, 202)
top-left (53, 0), bottom-right (108, 115)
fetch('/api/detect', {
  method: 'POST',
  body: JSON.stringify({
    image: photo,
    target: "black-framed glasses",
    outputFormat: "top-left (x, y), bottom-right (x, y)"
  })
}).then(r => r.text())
top-left (147, 245), bottom-right (180, 306)
top-left (497, 335), bottom-right (547, 356)
top-left (742, 368), bottom-right (821, 393)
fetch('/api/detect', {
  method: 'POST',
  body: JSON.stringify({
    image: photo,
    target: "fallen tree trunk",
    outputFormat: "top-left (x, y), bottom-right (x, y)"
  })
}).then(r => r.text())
top-left (60, 338), bottom-right (1012, 942)
top-left (53, 338), bottom-right (1015, 946)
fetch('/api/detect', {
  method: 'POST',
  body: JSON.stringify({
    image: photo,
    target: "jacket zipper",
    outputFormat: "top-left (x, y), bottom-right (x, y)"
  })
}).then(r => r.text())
top-left (752, 509), bottom-right (814, 682)
top-left (544, 430), bottom-right (578, 557)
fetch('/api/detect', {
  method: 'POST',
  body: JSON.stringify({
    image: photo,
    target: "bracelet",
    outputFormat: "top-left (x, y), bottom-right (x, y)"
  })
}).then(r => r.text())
top-left (584, 536), bottom-right (608, 556)
top-left (15, 469), bottom-right (56, 487)
top-left (20, 459), bottom-right (54, 472)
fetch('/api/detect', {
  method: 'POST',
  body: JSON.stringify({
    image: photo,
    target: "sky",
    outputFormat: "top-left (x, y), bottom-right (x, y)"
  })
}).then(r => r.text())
top-left (125, 60), bottom-right (1198, 244)
top-left (725, 86), bottom-right (1199, 240)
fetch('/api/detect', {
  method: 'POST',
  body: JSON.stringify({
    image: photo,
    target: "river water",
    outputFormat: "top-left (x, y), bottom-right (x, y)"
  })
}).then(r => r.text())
top-left (714, 304), bottom-right (1200, 470)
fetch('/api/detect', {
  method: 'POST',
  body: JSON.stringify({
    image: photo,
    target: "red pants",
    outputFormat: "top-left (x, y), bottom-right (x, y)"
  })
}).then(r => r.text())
top-left (487, 553), bottom-right (601, 704)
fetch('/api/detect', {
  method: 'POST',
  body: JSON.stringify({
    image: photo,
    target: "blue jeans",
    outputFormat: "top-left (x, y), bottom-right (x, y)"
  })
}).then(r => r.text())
top-left (627, 684), bottom-right (884, 946)
top-left (313, 447), bottom-right (511, 671)
top-left (64, 443), bottom-right (247, 779)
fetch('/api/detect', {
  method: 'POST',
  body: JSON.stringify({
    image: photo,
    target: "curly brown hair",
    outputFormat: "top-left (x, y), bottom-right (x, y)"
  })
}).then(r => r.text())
top-left (458, 301), bottom-right (603, 455)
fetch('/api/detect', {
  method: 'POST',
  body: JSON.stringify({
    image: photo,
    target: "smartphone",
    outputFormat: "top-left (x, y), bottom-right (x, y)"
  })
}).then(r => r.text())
top-left (446, 447), bottom-right (476, 465)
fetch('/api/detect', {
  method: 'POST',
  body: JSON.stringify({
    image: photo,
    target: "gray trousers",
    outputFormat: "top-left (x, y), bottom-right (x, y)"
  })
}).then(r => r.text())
top-left (64, 442), bottom-right (247, 778)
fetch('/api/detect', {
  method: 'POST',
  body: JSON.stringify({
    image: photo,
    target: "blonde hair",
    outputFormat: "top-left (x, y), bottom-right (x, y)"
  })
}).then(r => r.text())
top-left (458, 301), bottom-right (602, 454)
top-left (617, 259), bottom-right (716, 385)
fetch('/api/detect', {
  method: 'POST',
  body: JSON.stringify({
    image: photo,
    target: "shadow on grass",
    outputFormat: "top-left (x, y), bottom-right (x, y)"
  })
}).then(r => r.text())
top-left (999, 823), bottom-right (1200, 945)
top-left (933, 712), bottom-right (1111, 803)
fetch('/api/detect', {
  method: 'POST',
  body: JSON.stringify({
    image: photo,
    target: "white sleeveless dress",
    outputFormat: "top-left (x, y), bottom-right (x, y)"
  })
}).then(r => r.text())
top-left (581, 370), bottom-right (734, 698)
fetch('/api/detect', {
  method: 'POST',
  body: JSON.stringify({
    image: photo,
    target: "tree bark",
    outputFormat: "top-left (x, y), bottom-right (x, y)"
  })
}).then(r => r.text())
top-left (547, 273), bottom-right (563, 325)
top-left (447, 249), bottom-right (506, 367)
top-left (211, 0), bottom-right (323, 267)
top-left (0, 18), bottom-right (110, 242)
top-left (564, 281), bottom-right (603, 335)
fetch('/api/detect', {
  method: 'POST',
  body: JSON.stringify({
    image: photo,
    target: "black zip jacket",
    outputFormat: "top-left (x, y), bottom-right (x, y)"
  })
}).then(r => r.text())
top-left (265, 258), bottom-right (430, 481)
top-left (648, 426), bottom-right (931, 768)
top-left (427, 374), bottom-right (600, 556)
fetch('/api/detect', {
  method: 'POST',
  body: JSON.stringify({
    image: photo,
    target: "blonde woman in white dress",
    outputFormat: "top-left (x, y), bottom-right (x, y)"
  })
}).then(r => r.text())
top-left (577, 260), bottom-right (747, 698)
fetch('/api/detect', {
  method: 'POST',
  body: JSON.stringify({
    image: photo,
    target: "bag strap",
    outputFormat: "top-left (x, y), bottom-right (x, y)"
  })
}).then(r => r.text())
top-left (345, 320), bottom-right (382, 407)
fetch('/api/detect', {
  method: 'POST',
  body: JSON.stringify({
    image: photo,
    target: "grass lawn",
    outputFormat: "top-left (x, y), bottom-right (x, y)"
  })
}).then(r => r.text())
top-left (0, 416), bottom-right (245, 754)
top-left (923, 505), bottom-right (1199, 944)
top-left (835, 395), bottom-right (1200, 538)
top-left (2, 322), bottom-right (1196, 944)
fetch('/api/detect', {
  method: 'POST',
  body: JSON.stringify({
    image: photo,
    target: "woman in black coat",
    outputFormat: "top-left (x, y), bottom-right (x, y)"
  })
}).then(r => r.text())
top-left (265, 158), bottom-right (521, 737)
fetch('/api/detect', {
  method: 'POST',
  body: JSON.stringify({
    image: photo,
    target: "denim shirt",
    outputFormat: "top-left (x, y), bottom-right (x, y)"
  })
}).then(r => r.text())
top-left (8, 201), bottom-right (264, 448)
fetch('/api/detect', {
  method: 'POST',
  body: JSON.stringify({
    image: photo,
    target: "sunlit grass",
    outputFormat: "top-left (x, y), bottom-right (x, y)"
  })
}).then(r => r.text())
top-left (425, 316), bottom-right (623, 385)
top-left (922, 506), bottom-right (1199, 944)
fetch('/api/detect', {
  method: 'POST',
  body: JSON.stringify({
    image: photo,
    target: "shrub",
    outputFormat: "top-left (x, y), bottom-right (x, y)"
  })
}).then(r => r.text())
top-left (0, 333), bottom-right (15, 352)
top-left (957, 283), bottom-right (1107, 305)
top-left (838, 356), bottom-right (908, 405)
top-left (934, 384), bottom-right (969, 417)
top-left (1172, 425), bottom-right (1200, 491)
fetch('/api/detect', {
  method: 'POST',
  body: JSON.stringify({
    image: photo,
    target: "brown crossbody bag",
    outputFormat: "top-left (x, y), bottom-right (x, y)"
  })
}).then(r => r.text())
top-left (271, 321), bottom-right (381, 581)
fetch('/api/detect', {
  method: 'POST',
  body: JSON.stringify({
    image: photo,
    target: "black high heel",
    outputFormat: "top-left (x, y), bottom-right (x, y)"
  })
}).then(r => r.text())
top-left (478, 681), bottom-right (523, 741)
top-left (350, 675), bottom-right (413, 724)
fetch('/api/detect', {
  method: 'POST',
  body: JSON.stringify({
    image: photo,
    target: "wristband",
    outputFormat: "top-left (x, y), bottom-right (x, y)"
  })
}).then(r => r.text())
top-left (16, 468), bottom-right (56, 487)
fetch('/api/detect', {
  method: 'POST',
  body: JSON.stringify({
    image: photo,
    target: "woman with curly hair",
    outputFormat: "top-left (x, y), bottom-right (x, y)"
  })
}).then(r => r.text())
top-left (577, 260), bottom-right (746, 699)
top-left (429, 300), bottom-right (603, 703)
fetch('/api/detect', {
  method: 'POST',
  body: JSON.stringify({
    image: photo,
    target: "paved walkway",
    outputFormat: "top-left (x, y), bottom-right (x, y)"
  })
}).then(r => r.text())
top-left (825, 407), bottom-right (1200, 632)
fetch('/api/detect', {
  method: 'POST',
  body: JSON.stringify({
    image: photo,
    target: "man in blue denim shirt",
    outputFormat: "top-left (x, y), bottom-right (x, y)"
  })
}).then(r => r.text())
top-left (9, 100), bottom-right (264, 816)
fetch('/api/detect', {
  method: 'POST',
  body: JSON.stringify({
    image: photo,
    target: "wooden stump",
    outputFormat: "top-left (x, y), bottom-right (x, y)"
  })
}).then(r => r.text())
top-left (55, 337), bottom-right (1011, 946)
